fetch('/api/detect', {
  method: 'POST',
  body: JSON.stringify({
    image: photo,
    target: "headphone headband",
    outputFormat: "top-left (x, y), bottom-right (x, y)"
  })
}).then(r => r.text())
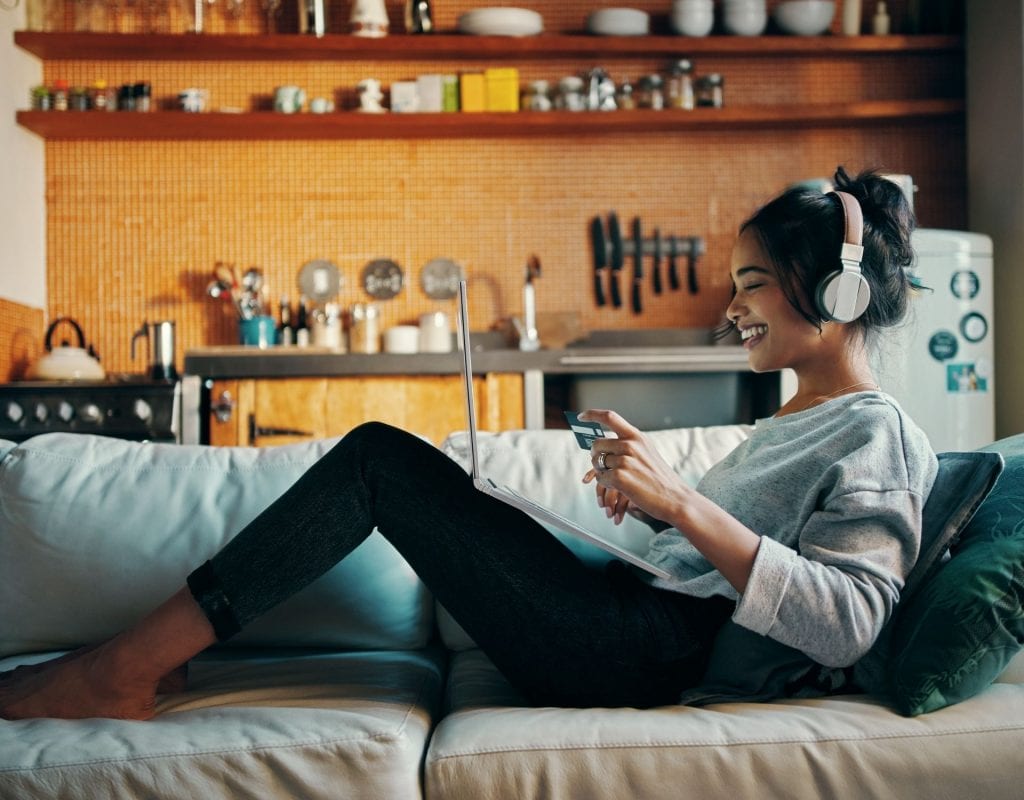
top-left (829, 190), bottom-right (865, 272)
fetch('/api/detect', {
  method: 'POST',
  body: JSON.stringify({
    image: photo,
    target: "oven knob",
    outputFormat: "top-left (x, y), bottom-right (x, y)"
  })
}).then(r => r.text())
top-left (58, 401), bottom-right (74, 422)
top-left (79, 403), bottom-right (102, 424)
top-left (132, 398), bottom-right (153, 423)
top-left (33, 402), bottom-right (49, 423)
top-left (5, 401), bottom-right (24, 424)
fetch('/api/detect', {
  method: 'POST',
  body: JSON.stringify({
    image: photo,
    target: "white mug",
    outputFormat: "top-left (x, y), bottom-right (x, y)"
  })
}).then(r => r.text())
top-left (418, 312), bottom-right (452, 353)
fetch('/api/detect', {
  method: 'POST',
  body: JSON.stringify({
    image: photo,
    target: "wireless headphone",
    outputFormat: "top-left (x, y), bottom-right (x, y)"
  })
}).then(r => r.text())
top-left (815, 190), bottom-right (871, 323)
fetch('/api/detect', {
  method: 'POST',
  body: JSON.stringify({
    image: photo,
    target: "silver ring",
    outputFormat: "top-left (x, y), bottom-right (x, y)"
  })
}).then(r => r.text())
top-left (597, 452), bottom-right (609, 471)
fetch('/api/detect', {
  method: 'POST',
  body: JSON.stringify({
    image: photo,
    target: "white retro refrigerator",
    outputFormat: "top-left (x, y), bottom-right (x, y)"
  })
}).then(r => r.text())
top-left (871, 229), bottom-right (995, 453)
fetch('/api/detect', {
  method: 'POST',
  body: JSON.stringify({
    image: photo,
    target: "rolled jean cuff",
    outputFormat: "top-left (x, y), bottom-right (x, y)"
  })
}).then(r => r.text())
top-left (187, 560), bottom-right (242, 642)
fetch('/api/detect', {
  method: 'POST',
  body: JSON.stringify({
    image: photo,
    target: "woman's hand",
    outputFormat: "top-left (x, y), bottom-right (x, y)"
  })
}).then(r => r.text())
top-left (580, 409), bottom-right (760, 593)
top-left (579, 409), bottom-right (689, 528)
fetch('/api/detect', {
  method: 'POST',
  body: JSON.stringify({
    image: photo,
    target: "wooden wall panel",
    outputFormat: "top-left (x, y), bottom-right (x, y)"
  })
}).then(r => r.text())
top-left (0, 298), bottom-right (45, 382)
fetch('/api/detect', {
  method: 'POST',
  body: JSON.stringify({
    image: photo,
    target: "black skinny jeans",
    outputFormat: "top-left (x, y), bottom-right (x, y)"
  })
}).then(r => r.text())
top-left (189, 422), bottom-right (733, 708)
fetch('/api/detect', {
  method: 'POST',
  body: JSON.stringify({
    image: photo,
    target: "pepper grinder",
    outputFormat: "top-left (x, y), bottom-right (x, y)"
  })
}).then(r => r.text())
top-left (405, 0), bottom-right (434, 33)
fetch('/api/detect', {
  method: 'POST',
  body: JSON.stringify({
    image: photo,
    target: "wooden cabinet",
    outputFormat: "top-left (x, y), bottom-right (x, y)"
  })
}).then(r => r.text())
top-left (208, 373), bottom-right (524, 446)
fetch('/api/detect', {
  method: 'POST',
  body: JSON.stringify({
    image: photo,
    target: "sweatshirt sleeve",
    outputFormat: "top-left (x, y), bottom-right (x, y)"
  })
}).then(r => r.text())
top-left (731, 487), bottom-right (925, 667)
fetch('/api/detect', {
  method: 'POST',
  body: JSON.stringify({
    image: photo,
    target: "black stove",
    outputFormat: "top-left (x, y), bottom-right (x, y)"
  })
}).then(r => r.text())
top-left (0, 375), bottom-right (181, 443)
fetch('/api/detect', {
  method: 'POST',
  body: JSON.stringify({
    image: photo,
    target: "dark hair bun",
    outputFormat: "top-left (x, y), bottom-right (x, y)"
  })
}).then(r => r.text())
top-left (832, 165), bottom-right (917, 329)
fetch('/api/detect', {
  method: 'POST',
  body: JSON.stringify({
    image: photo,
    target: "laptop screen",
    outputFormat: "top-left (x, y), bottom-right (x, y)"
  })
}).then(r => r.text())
top-left (457, 280), bottom-right (481, 481)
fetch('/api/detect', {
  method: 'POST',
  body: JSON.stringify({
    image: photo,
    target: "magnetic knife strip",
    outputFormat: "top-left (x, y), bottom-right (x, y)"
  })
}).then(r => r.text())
top-left (590, 212), bottom-right (706, 313)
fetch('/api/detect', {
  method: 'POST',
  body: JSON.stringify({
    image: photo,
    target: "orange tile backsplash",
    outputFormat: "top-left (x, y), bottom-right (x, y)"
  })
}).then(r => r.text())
top-left (32, 0), bottom-right (965, 376)
top-left (0, 298), bottom-right (45, 382)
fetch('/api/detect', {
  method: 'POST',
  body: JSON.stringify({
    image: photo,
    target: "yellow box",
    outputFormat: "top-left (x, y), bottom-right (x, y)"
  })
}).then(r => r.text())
top-left (460, 73), bottom-right (485, 113)
top-left (485, 67), bottom-right (520, 112)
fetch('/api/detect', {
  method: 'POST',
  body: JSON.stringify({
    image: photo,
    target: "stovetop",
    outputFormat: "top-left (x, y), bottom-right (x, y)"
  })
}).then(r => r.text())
top-left (0, 375), bottom-right (181, 443)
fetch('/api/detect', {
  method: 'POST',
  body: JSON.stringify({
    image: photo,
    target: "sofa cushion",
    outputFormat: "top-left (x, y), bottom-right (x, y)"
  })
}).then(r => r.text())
top-left (427, 649), bottom-right (1024, 800)
top-left (0, 434), bottom-right (433, 658)
top-left (437, 424), bottom-right (752, 650)
top-left (0, 646), bottom-right (444, 800)
top-left (887, 434), bottom-right (1024, 716)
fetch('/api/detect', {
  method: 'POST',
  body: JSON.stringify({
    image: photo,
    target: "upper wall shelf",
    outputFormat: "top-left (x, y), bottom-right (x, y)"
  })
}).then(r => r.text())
top-left (14, 31), bottom-right (963, 62)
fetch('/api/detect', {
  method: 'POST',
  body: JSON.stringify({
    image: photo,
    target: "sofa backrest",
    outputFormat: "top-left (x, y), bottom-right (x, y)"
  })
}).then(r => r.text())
top-left (0, 434), bottom-right (434, 659)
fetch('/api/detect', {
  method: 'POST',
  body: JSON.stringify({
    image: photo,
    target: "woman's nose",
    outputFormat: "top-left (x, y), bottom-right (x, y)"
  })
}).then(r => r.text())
top-left (725, 292), bottom-right (743, 322)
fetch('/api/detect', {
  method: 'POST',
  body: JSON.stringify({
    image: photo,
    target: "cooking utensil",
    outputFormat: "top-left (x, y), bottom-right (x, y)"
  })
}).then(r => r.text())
top-left (31, 316), bottom-right (106, 381)
top-left (667, 234), bottom-right (681, 291)
top-left (131, 320), bottom-right (178, 381)
top-left (608, 211), bottom-right (624, 308)
top-left (652, 227), bottom-right (663, 295)
top-left (590, 215), bottom-right (607, 306)
top-left (688, 235), bottom-right (704, 294)
top-left (362, 258), bottom-right (404, 300)
top-left (631, 216), bottom-right (643, 314)
top-left (420, 257), bottom-right (464, 300)
top-left (298, 259), bottom-right (342, 305)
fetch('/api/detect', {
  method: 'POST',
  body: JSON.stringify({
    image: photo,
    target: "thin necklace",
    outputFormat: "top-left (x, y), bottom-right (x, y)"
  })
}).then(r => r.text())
top-left (797, 380), bottom-right (879, 413)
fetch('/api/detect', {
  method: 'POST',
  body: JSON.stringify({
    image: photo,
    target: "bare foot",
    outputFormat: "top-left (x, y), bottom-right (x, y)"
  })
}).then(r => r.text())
top-left (1, 648), bottom-right (187, 696)
top-left (0, 642), bottom-right (163, 720)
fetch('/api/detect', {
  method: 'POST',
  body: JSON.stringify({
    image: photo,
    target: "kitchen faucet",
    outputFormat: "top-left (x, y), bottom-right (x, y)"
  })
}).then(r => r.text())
top-left (518, 255), bottom-right (542, 351)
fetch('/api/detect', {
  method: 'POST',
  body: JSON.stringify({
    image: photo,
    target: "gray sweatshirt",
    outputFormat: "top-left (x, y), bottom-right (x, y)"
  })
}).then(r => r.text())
top-left (642, 391), bottom-right (938, 669)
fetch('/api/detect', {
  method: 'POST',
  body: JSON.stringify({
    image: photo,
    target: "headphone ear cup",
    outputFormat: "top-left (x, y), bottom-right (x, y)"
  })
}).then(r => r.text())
top-left (816, 269), bottom-right (872, 323)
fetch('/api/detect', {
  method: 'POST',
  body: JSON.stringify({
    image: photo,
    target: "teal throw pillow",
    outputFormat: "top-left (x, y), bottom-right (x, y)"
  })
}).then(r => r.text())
top-left (889, 434), bottom-right (1024, 716)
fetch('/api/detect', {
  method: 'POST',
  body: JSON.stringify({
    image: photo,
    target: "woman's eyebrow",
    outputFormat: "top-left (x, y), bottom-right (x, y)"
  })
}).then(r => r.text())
top-left (735, 265), bottom-right (772, 277)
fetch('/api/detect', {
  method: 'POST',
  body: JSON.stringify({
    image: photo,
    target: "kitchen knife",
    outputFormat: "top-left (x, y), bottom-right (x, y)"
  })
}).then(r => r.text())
top-left (688, 236), bottom-right (705, 294)
top-left (667, 234), bottom-right (681, 291)
top-left (590, 216), bottom-right (607, 307)
top-left (652, 227), bottom-right (663, 295)
top-left (631, 216), bottom-right (643, 314)
top-left (608, 211), bottom-right (624, 308)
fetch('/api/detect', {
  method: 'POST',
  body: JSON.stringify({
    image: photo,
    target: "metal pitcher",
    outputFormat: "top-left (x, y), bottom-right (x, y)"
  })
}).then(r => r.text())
top-left (131, 320), bottom-right (178, 381)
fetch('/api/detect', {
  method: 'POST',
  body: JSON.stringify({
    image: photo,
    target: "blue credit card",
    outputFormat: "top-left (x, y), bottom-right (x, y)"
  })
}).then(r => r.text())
top-left (564, 411), bottom-right (607, 450)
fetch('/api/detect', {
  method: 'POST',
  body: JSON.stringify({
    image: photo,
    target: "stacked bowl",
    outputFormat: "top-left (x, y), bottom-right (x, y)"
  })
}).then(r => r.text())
top-left (670, 0), bottom-right (713, 36)
top-left (722, 0), bottom-right (767, 35)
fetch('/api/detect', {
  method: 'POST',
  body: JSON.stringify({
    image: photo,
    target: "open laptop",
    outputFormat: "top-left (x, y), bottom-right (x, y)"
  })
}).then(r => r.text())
top-left (456, 281), bottom-right (671, 580)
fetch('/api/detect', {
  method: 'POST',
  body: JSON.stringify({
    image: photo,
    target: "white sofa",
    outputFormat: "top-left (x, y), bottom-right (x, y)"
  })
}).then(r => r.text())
top-left (1, 426), bottom-right (1023, 799)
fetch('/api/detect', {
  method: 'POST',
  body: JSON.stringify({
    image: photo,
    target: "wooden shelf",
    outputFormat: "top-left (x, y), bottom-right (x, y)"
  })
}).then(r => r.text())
top-left (16, 99), bottom-right (964, 140)
top-left (14, 31), bottom-right (964, 62)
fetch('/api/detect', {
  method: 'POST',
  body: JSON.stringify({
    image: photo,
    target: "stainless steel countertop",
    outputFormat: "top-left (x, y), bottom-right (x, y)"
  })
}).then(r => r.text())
top-left (184, 340), bottom-right (751, 379)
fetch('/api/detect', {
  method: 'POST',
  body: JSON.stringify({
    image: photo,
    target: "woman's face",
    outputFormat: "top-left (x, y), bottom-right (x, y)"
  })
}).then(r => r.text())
top-left (726, 228), bottom-right (827, 375)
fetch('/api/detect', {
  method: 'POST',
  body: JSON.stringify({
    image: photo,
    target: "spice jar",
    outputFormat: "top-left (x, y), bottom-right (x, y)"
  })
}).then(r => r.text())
top-left (523, 80), bottom-right (552, 111)
top-left (667, 59), bottom-right (695, 110)
top-left (69, 86), bottom-right (90, 111)
top-left (636, 74), bottom-right (664, 110)
top-left (695, 73), bottom-right (724, 108)
top-left (30, 85), bottom-right (52, 111)
top-left (133, 82), bottom-right (152, 112)
top-left (615, 77), bottom-right (636, 110)
top-left (555, 76), bottom-right (586, 111)
top-left (52, 79), bottom-right (69, 111)
top-left (348, 303), bottom-right (381, 354)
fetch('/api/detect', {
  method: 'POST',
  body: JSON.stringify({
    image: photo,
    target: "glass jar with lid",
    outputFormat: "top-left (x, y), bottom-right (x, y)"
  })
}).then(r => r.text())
top-left (636, 74), bottom-right (664, 110)
top-left (695, 73), bottom-right (724, 108)
top-left (667, 59), bottom-right (695, 110)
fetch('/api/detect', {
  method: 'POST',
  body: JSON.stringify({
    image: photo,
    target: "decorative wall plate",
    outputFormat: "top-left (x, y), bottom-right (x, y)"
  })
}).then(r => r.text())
top-left (361, 259), bottom-right (404, 299)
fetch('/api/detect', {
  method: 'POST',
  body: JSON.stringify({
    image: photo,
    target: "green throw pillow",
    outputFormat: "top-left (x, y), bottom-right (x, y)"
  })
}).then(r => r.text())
top-left (889, 434), bottom-right (1024, 716)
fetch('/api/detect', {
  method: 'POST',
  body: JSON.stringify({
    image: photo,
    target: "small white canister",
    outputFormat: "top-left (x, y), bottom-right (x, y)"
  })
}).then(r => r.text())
top-left (418, 311), bottom-right (452, 353)
top-left (383, 325), bottom-right (420, 354)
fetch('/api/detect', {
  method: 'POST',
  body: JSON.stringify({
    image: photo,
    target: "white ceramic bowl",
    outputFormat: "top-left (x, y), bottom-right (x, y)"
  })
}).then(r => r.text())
top-left (723, 4), bottom-right (767, 35)
top-left (671, 4), bottom-right (713, 37)
top-left (457, 7), bottom-right (544, 36)
top-left (772, 0), bottom-right (835, 35)
top-left (586, 8), bottom-right (650, 36)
